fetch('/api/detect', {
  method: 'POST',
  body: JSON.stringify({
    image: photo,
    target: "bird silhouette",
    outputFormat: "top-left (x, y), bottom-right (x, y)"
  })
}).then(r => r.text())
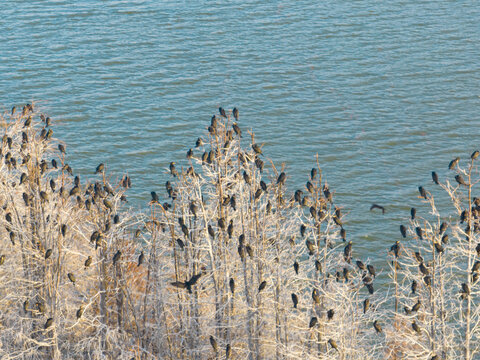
top-left (370, 204), bottom-right (385, 214)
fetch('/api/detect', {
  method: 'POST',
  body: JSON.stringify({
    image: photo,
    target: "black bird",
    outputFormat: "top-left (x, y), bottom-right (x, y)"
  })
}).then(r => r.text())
top-left (211, 115), bottom-right (217, 128)
top-left (246, 246), bottom-right (254, 259)
top-left (404, 306), bottom-right (411, 315)
top-left (311, 168), bottom-right (317, 180)
top-left (277, 172), bottom-right (286, 185)
top-left (169, 162), bottom-right (178, 177)
top-left (363, 298), bottom-right (370, 314)
top-left (411, 280), bottom-right (417, 294)
top-left (432, 171), bottom-right (439, 185)
top-left (61, 224), bottom-right (67, 237)
top-left (442, 234), bottom-right (449, 244)
top-left (11, 106), bottom-right (16, 115)
top-left (306, 181), bottom-right (314, 193)
top-left (291, 293), bottom-right (298, 308)
top-left (177, 238), bottom-right (185, 249)
top-left (309, 317), bottom-right (318, 328)
top-left (414, 252), bottom-right (424, 263)
top-left (390, 241), bottom-right (400, 257)
top-left (434, 242), bottom-right (444, 253)
top-left (344, 241), bottom-right (352, 263)
top-left (219, 107), bottom-right (227, 118)
top-left (189, 202), bottom-right (198, 218)
top-left (103, 199), bottom-right (113, 211)
top-left (327, 309), bottom-right (334, 320)
top-left (448, 157), bottom-right (460, 170)
top-left (243, 171), bottom-right (251, 184)
top-left (370, 204), bottom-right (385, 214)
top-left (36, 302), bottom-right (45, 314)
top-left (476, 243), bottom-right (480, 257)
top-left (233, 123), bottom-right (242, 137)
top-left (238, 245), bottom-right (245, 260)
top-left (218, 217), bottom-right (226, 230)
top-left (171, 273), bottom-right (202, 294)
top-left (439, 222), bottom-right (447, 234)
top-left (411, 208), bottom-right (416, 220)
top-left (258, 280), bottom-right (267, 292)
top-left (400, 225), bottom-right (407, 238)
top-left (19, 172), bottom-right (27, 185)
top-left (356, 260), bottom-right (366, 271)
top-left (210, 336), bottom-right (218, 352)
top-left (419, 262), bottom-right (429, 275)
top-left (373, 320), bottom-right (383, 334)
top-left (186, 148), bottom-right (193, 159)
top-left (45, 249), bottom-right (52, 259)
top-left (44, 318), bottom-right (54, 330)
top-left (113, 250), bottom-right (121, 265)
top-left (229, 278), bottom-right (235, 294)
top-left (415, 227), bottom-right (423, 240)
top-left (76, 305), bottom-right (85, 319)
top-left (95, 163), bottom-right (104, 174)
top-left (455, 175), bottom-right (467, 186)
top-left (40, 191), bottom-right (48, 202)
top-left (412, 321), bottom-right (421, 334)
top-left (461, 283), bottom-right (470, 295)
top-left (85, 256), bottom-right (92, 268)
top-left (328, 339), bottom-right (339, 352)
top-left (181, 224), bottom-right (189, 238)
top-left (138, 251), bottom-right (144, 266)
top-left (195, 137), bottom-right (203, 147)
top-left (423, 275), bottom-right (432, 286)
top-left (58, 144), bottom-right (66, 154)
top-left (238, 234), bottom-right (245, 246)
top-left (227, 220), bottom-right (234, 239)
top-left (233, 107), bottom-right (239, 120)
top-left (312, 289), bottom-right (320, 304)
top-left (300, 224), bottom-right (306, 237)
top-left (418, 186), bottom-right (428, 199)
top-left (472, 261), bottom-right (480, 273)
top-left (293, 261), bottom-right (299, 275)
top-left (260, 180), bottom-right (268, 192)
top-left (411, 300), bottom-right (421, 313)
top-left (208, 225), bottom-right (215, 239)
top-left (315, 260), bottom-right (322, 272)
top-left (67, 273), bottom-right (76, 285)
top-left (366, 283), bottom-right (374, 294)
top-left (471, 150), bottom-right (479, 160)
top-left (367, 264), bottom-right (376, 277)
top-left (252, 143), bottom-right (262, 154)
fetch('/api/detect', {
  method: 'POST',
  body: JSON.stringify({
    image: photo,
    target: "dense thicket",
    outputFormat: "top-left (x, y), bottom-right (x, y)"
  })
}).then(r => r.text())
top-left (0, 104), bottom-right (478, 360)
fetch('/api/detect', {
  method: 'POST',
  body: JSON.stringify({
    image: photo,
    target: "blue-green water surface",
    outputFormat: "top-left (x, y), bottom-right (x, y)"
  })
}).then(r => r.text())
top-left (1, 0), bottom-right (480, 268)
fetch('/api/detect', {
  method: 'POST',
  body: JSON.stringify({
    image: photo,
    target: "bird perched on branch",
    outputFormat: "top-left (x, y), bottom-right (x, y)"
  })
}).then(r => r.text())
top-left (113, 250), bottom-right (122, 265)
top-left (95, 163), bottom-right (104, 174)
top-left (67, 273), bottom-right (76, 285)
top-left (291, 293), bottom-right (298, 308)
top-left (258, 280), bottom-right (267, 292)
top-left (448, 157), bottom-right (460, 170)
top-left (328, 339), bottom-right (339, 352)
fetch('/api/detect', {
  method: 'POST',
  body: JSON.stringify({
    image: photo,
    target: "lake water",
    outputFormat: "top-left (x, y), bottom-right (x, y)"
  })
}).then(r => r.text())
top-left (1, 0), bottom-right (480, 268)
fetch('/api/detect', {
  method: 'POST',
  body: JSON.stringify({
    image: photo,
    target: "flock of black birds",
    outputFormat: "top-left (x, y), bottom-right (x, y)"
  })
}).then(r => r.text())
top-left (1, 104), bottom-right (479, 359)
